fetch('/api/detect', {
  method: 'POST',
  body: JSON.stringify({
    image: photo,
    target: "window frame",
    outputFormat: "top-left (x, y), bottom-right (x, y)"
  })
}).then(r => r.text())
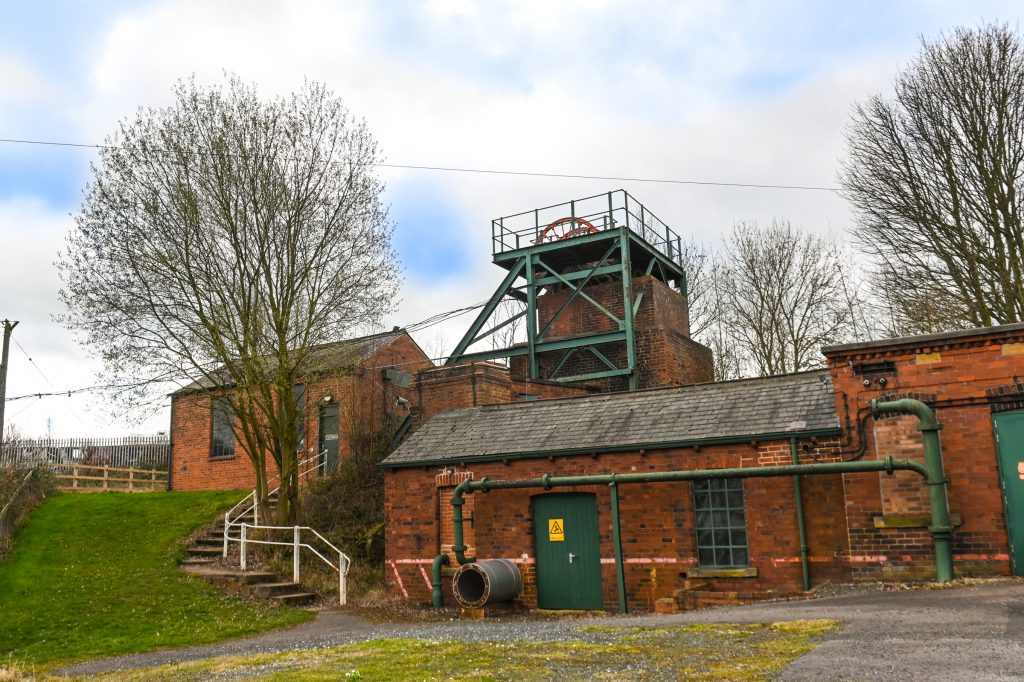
top-left (209, 397), bottom-right (237, 460)
top-left (692, 477), bottom-right (750, 568)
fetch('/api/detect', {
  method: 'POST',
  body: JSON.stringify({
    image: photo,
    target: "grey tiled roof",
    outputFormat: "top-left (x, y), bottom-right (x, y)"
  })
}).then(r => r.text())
top-left (172, 329), bottom-right (406, 395)
top-left (382, 370), bottom-right (840, 467)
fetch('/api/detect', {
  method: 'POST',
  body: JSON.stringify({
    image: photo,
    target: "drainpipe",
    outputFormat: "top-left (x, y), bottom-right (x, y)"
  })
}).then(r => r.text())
top-left (448, 457), bottom-right (942, 608)
top-left (609, 477), bottom-right (627, 613)
top-left (790, 438), bottom-right (811, 592)
top-left (870, 398), bottom-right (954, 583)
top-left (431, 553), bottom-right (449, 608)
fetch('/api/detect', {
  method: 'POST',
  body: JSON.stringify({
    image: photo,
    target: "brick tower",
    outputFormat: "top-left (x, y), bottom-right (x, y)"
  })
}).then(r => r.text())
top-left (446, 190), bottom-right (712, 392)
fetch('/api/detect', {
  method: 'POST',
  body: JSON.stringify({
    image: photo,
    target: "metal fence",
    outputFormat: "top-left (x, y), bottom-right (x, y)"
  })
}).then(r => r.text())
top-left (0, 436), bottom-right (170, 471)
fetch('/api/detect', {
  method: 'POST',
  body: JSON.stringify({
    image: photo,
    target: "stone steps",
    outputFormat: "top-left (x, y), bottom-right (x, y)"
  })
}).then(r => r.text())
top-left (179, 507), bottom-right (319, 609)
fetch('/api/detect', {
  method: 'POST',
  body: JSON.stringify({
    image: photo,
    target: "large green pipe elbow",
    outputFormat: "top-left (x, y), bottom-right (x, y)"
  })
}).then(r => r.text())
top-left (431, 553), bottom-right (449, 608)
top-left (871, 398), bottom-right (954, 582)
top-left (451, 480), bottom-right (476, 565)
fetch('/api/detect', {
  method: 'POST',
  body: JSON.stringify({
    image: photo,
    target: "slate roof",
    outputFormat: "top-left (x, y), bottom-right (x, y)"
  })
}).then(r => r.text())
top-left (822, 321), bottom-right (1024, 355)
top-left (172, 329), bottom-right (406, 395)
top-left (381, 370), bottom-right (840, 467)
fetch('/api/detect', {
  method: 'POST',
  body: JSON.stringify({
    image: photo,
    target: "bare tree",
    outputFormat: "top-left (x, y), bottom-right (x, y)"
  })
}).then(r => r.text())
top-left (840, 23), bottom-right (1024, 334)
top-left (57, 76), bottom-right (400, 523)
top-left (720, 220), bottom-right (860, 376)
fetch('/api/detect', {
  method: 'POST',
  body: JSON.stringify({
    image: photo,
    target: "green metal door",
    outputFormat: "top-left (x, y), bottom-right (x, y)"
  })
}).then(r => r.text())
top-left (318, 404), bottom-right (340, 473)
top-left (533, 493), bottom-right (603, 610)
top-left (994, 411), bottom-right (1024, 575)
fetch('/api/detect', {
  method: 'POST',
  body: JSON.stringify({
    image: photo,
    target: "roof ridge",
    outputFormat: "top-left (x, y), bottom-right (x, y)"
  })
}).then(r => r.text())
top-left (462, 369), bottom-right (832, 415)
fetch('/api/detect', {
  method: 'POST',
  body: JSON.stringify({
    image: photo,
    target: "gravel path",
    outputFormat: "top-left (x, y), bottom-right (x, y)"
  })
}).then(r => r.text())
top-left (56, 579), bottom-right (1024, 680)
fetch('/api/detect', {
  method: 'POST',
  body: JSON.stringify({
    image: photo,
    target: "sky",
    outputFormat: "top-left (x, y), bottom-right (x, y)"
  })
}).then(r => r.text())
top-left (0, 0), bottom-right (1019, 437)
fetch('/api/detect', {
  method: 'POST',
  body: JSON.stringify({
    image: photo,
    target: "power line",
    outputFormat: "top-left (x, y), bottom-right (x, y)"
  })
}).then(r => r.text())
top-left (0, 136), bottom-right (838, 192)
top-left (13, 339), bottom-right (88, 426)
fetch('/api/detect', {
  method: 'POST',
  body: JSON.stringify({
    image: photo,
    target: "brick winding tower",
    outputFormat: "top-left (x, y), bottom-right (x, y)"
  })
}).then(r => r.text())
top-left (446, 190), bottom-right (712, 391)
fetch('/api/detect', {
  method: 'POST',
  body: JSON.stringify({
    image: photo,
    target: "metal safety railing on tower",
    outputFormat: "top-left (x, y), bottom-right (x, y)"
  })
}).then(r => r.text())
top-left (490, 189), bottom-right (683, 267)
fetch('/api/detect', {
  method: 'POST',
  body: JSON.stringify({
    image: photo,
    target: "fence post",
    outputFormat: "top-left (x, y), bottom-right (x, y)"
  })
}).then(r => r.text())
top-left (73, 465), bottom-right (78, 490)
top-left (339, 552), bottom-right (347, 606)
top-left (128, 468), bottom-right (135, 492)
top-left (293, 526), bottom-right (301, 584)
top-left (103, 465), bottom-right (109, 491)
top-left (240, 523), bottom-right (247, 571)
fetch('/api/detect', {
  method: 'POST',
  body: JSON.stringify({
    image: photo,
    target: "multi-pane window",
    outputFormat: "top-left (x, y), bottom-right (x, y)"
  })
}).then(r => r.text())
top-left (692, 478), bottom-right (749, 567)
top-left (210, 398), bottom-right (236, 459)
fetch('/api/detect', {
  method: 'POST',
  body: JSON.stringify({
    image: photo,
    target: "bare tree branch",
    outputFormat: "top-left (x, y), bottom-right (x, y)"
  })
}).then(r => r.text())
top-left (57, 76), bottom-right (401, 523)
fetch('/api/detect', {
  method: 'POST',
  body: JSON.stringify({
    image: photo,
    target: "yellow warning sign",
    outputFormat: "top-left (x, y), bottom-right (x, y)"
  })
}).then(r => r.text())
top-left (548, 518), bottom-right (565, 542)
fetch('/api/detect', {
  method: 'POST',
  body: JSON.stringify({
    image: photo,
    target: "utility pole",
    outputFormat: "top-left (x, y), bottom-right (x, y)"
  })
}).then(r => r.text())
top-left (0, 319), bottom-right (19, 455)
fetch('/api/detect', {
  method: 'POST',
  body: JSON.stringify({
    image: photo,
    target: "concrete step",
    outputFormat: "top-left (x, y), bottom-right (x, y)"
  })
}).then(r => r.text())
top-left (180, 557), bottom-right (218, 568)
top-left (271, 592), bottom-right (317, 607)
top-left (187, 546), bottom-right (224, 557)
top-left (251, 581), bottom-right (306, 598)
top-left (194, 537), bottom-right (225, 547)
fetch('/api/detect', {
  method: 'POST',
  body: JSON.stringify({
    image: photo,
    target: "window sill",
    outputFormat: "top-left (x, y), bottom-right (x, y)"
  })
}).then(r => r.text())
top-left (209, 455), bottom-right (237, 462)
top-left (688, 567), bottom-right (757, 579)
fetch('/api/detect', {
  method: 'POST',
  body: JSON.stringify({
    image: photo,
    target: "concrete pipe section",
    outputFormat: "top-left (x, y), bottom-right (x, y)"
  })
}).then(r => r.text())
top-left (452, 559), bottom-right (523, 609)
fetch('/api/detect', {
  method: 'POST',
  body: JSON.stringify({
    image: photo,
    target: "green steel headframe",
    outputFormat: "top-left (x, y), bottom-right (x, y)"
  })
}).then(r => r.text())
top-left (446, 190), bottom-right (687, 390)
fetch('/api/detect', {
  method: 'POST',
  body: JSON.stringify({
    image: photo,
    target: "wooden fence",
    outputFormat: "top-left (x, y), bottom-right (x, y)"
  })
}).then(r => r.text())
top-left (0, 436), bottom-right (170, 470)
top-left (52, 463), bottom-right (168, 493)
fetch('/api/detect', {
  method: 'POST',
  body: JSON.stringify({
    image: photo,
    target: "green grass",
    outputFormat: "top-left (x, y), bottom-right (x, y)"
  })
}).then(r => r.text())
top-left (75, 620), bottom-right (840, 681)
top-left (0, 491), bottom-right (313, 667)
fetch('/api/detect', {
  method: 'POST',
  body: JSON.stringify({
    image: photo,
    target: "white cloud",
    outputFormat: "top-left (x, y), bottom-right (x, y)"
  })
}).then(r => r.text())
top-left (4, 0), bottom-right (1016, 433)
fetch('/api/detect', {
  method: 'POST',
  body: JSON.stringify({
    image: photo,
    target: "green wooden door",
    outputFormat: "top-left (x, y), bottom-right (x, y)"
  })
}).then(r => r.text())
top-left (533, 493), bottom-right (603, 610)
top-left (994, 411), bottom-right (1024, 575)
top-left (318, 404), bottom-right (340, 473)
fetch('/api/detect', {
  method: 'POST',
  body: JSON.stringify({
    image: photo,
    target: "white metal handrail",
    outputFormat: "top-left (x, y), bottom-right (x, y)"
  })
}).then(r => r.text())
top-left (223, 451), bottom-right (328, 556)
top-left (236, 522), bottom-right (352, 605)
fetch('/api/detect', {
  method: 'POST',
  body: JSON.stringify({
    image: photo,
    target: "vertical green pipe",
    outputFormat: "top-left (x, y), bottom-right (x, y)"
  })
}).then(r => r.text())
top-left (609, 480), bottom-right (627, 613)
top-left (619, 228), bottom-right (637, 391)
top-left (431, 553), bottom-right (449, 608)
top-left (525, 251), bottom-right (539, 380)
top-left (871, 399), bottom-right (954, 583)
top-left (790, 438), bottom-right (811, 591)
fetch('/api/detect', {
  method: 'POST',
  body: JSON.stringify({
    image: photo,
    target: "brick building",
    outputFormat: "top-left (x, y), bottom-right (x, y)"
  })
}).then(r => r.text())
top-left (378, 192), bottom-right (1024, 612)
top-left (170, 329), bottom-right (431, 491)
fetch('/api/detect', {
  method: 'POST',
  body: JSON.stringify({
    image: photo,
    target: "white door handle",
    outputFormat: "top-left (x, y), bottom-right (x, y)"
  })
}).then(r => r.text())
top-left (568, 552), bottom-right (576, 563)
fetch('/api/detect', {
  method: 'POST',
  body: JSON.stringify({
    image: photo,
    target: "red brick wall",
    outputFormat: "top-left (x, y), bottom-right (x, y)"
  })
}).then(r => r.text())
top-left (825, 329), bottom-right (1024, 580)
top-left (414, 363), bottom-right (593, 427)
top-left (511, 275), bottom-right (712, 390)
top-left (171, 333), bottom-right (431, 491)
top-left (384, 436), bottom-right (849, 610)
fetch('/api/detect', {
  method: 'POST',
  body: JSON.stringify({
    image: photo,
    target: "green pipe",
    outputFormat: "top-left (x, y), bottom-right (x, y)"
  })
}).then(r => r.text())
top-left (450, 457), bottom-right (930, 571)
top-left (871, 398), bottom-right (954, 583)
top-left (609, 479), bottom-right (627, 613)
top-left (790, 438), bottom-right (811, 592)
top-left (431, 553), bottom-right (449, 608)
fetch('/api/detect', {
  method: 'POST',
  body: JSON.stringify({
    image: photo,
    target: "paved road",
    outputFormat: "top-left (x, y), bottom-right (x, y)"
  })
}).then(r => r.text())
top-left (57, 580), bottom-right (1024, 680)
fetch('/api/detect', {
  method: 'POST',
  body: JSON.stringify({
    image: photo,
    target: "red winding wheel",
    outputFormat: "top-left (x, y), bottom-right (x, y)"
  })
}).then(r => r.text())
top-left (535, 216), bottom-right (598, 244)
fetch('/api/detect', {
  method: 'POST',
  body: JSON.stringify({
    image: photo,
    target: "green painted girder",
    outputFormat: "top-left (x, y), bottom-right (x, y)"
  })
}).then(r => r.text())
top-left (446, 257), bottom-right (527, 364)
top-left (551, 367), bottom-right (632, 384)
top-left (534, 263), bottom-right (622, 287)
top-left (451, 330), bottom-right (627, 365)
top-left (547, 345), bottom-right (618, 381)
top-left (535, 242), bottom-right (623, 338)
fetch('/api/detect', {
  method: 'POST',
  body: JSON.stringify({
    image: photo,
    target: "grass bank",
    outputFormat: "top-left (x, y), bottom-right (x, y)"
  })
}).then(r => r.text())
top-left (0, 491), bottom-right (312, 667)
top-left (78, 620), bottom-right (839, 681)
